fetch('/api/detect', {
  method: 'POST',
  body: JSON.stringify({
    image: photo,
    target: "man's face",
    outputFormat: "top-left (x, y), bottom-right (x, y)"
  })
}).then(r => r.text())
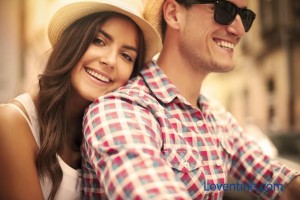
top-left (178, 0), bottom-right (249, 73)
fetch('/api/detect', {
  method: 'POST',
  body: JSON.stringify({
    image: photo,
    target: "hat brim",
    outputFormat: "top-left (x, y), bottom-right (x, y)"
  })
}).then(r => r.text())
top-left (48, 1), bottom-right (162, 62)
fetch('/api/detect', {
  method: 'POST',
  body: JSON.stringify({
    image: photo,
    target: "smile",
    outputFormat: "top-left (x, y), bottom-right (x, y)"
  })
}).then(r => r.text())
top-left (85, 68), bottom-right (111, 83)
top-left (215, 40), bottom-right (235, 50)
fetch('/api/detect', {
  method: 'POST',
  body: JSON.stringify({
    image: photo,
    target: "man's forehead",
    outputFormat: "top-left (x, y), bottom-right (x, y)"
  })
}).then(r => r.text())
top-left (227, 0), bottom-right (248, 8)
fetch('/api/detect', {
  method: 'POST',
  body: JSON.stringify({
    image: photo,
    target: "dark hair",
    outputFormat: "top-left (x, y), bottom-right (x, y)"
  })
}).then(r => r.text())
top-left (161, 0), bottom-right (193, 41)
top-left (36, 12), bottom-right (145, 199)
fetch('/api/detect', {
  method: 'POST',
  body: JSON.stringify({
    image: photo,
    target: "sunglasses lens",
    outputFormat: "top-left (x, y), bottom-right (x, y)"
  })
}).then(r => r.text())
top-left (240, 10), bottom-right (256, 32)
top-left (214, 1), bottom-right (256, 32)
top-left (214, 1), bottom-right (237, 25)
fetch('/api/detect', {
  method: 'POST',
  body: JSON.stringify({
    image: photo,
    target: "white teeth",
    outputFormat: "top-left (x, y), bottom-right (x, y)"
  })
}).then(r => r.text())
top-left (217, 41), bottom-right (235, 50)
top-left (86, 68), bottom-right (110, 83)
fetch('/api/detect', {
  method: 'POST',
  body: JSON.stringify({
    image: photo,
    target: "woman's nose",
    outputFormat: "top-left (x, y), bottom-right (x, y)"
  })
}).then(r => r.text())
top-left (99, 49), bottom-right (117, 68)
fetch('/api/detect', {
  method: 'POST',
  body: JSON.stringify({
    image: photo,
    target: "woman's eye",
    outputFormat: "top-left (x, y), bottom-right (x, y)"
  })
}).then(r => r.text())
top-left (93, 38), bottom-right (105, 46)
top-left (121, 53), bottom-right (134, 63)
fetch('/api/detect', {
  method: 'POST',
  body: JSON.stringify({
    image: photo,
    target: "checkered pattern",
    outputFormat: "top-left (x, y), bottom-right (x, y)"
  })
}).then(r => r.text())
top-left (81, 61), bottom-right (299, 199)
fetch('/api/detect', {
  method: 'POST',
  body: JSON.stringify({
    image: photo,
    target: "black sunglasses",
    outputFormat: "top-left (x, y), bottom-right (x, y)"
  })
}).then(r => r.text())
top-left (192, 0), bottom-right (256, 32)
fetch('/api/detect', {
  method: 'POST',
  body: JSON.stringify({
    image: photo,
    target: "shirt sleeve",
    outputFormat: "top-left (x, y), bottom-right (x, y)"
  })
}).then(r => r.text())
top-left (225, 111), bottom-right (299, 200)
top-left (82, 93), bottom-right (192, 200)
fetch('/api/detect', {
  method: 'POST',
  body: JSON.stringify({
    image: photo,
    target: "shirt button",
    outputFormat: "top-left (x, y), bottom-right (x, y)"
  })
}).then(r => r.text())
top-left (184, 161), bottom-right (190, 169)
top-left (197, 120), bottom-right (204, 126)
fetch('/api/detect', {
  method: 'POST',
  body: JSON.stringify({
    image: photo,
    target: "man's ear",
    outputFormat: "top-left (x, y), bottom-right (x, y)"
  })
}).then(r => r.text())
top-left (163, 0), bottom-right (183, 31)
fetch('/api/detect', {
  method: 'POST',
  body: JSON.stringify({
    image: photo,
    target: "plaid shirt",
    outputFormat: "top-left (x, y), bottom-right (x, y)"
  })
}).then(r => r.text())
top-left (81, 61), bottom-right (299, 200)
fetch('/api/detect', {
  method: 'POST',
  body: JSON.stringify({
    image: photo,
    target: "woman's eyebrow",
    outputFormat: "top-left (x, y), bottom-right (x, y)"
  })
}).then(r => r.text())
top-left (123, 45), bottom-right (138, 53)
top-left (98, 29), bottom-right (138, 53)
top-left (98, 29), bottom-right (112, 40)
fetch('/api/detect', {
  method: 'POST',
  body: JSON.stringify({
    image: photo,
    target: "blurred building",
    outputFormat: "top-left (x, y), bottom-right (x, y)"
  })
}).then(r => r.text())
top-left (0, 0), bottom-right (53, 102)
top-left (1, 0), bottom-right (300, 135)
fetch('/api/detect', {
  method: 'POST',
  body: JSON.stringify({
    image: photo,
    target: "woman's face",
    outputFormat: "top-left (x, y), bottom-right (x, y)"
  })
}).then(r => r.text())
top-left (71, 15), bottom-right (139, 102)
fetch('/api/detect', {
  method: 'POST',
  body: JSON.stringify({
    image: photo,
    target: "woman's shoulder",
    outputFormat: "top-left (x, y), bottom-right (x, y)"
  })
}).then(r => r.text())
top-left (0, 96), bottom-right (42, 200)
top-left (0, 95), bottom-right (38, 150)
top-left (0, 93), bottom-right (32, 121)
top-left (0, 101), bottom-right (26, 125)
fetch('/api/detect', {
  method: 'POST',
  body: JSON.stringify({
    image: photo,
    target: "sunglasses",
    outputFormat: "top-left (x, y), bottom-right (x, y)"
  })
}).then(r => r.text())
top-left (192, 0), bottom-right (256, 32)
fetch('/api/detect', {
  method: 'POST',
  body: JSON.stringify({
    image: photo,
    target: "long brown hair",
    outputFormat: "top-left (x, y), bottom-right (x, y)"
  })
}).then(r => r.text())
top-left (36, 12), bottom-right (145, 199)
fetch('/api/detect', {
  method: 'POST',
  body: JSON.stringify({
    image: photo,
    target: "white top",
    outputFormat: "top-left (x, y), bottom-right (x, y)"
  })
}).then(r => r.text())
top-left (3, 93), bottom-right (81, 200)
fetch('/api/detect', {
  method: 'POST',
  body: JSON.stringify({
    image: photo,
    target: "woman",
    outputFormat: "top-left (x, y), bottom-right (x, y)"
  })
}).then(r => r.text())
top-left (0, 0), bottom-right (161, 199)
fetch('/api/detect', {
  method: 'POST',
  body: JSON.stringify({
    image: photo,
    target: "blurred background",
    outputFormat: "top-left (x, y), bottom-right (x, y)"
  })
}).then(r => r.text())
top-left (0, 0), bottom-right (299, 198)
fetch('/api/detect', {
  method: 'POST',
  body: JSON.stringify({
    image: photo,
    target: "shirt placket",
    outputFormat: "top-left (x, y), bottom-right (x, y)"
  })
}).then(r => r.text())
top-left (192, 108), bottom-right (226, 199)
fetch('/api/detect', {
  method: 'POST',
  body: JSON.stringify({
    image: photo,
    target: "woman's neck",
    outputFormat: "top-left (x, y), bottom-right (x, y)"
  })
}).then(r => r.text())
top-left (61, 92), bottom-right (90, 169)
top-left (65, 90), bottom-right (91, 125)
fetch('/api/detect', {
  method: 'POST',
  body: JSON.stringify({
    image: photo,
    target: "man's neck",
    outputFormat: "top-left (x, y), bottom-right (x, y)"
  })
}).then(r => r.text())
top-left (157, 49), bottom-right (208, 108)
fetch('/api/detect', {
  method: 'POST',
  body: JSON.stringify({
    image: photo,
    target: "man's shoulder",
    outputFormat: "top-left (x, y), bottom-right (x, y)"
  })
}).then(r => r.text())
top-left (91, 77), bottom-right (157, 108)
top-left (112, 78), bottom-right (150, 100)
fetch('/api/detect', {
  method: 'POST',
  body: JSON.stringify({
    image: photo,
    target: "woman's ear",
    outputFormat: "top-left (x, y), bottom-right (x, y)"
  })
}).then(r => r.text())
top-left (163, 0), bottom-right (183, 31)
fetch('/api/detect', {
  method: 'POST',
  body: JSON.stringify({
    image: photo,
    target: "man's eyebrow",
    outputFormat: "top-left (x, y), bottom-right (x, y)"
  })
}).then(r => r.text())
top-left (98, 29), bottom-right (138, 52)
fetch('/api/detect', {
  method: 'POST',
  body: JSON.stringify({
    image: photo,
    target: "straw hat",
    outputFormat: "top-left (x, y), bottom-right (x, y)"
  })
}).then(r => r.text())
top-left (144, 0), bottom-right (165, 39)
top-left (48, 0), bottom-right (162, 62)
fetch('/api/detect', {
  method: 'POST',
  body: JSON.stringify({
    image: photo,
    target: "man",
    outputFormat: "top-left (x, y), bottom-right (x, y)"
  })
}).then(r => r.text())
top-left (81, 0), bottom-right (300, 199)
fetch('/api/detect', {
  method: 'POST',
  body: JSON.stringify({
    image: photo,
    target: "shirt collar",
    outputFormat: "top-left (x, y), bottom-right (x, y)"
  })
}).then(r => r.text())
top-left (140, 61), bottom-right (180, 104)
top-left (140, 61), bottom-right (211, 111)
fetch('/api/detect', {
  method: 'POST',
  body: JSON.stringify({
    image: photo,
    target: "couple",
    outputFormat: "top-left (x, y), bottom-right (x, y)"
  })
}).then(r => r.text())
top-left (0, 0), bottom-right (299, 199)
